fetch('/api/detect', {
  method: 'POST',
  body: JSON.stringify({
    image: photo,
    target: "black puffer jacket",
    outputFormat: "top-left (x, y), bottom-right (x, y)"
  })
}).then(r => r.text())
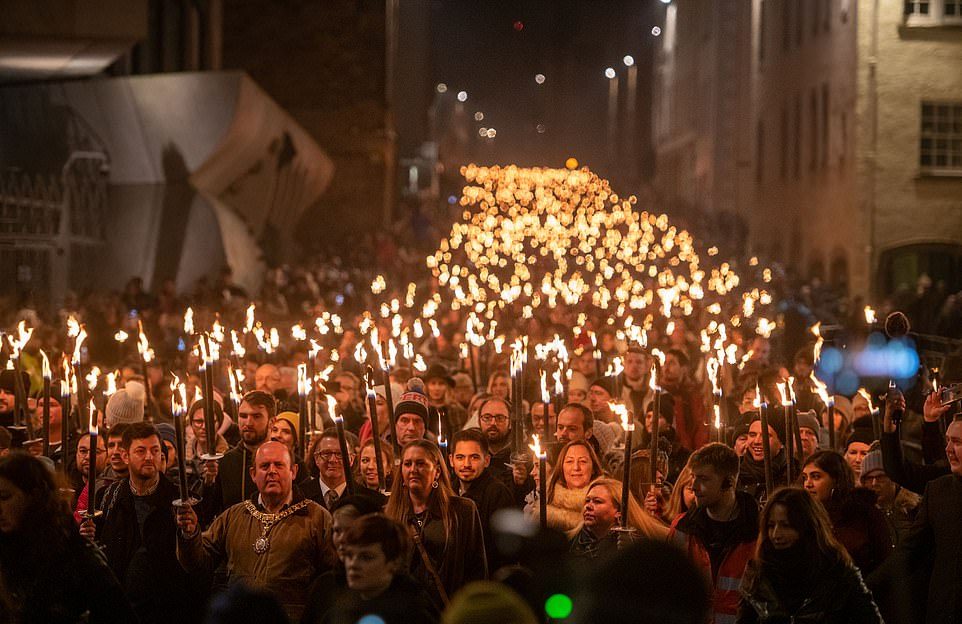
top-left (737, 556), bottom-right (882, 624)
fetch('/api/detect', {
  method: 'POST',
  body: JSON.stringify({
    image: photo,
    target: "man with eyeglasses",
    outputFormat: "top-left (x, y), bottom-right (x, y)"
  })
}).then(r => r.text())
top-left (301, 428), bottom-right (355, 511)
top-left (476, 396), bottom-right (533, 507)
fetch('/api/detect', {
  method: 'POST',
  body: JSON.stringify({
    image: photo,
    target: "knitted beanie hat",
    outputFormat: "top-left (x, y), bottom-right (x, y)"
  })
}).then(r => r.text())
top-left (154, 422), bottom-right (177, 450)
top-left (860, 448), bottom-right (885, 479)
top-left (394, 377), bottom-right (429, 422)
top-left (106, 381), bottom-right (146, 428)
top-left (796, 410), bottom-right (821, 434)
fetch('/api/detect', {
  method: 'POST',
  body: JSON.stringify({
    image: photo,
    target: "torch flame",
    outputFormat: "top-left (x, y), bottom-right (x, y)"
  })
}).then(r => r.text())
top-left (72, 327), bottom-right (87, 364)
top-left (776, 381), bottom-right (791, 407)
top-left (40, 349), bottom-right (51, 379)
top-left (610, 402), bottom-right (631, 431)
top-left (713, 404), bottom-right (721, 429)
top-left (137, 321), bottom-right (153, 363)
top-left (326, 394), bottom-right (341, 422)
top-left (864, 306), bottom-right (877, 324)
top-left (184, 307), bottom-right (194, 336)
top-left (292, 323), bottom-right (307, 341)
top-left (857, 388), bottom-right (876, 414)
top-left (231, 330), bottom-right (246, 358)
top-left (67, 315), bottom-right (81, 338)
top-left (649, 364), bottom-right (660, 392)
top-left (540, 370), bottom-right (550, 403)
top-left (297, 363), bottom-right (309, 396)
top-left (245, 304), bottom-right (256, 333)
top-left (114, 330), bottom-right (129, 343)
top-left (752, 384), bottom-right (762, 409)
top-left (528, 434), bottom-right (545, 458)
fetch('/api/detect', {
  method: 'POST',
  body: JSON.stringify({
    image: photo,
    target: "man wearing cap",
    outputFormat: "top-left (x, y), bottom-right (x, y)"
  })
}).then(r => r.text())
top-left (736, 409), bottom-right (797, 504)
top-left (860, 447), bottom-right (920, 545)
top-left (424, 364), bottom-right (467, 435)
top-left (394, 378), bottom-right (432, 446)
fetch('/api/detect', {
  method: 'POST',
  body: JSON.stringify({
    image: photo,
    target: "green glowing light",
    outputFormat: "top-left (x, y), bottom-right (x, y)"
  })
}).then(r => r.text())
top-left (544, 593), bottom-right (573, 619)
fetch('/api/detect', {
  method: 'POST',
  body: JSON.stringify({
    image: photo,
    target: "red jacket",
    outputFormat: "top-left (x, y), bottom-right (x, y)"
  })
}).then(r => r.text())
top-left (665, 382), bottom-right (709, 452)
top-left (668, 492), bottom-right (758, 624)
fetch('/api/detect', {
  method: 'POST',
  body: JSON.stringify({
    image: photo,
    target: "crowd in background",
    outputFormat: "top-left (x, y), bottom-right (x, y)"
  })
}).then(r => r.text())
top-left (0, 227), bottom-right (961, 624)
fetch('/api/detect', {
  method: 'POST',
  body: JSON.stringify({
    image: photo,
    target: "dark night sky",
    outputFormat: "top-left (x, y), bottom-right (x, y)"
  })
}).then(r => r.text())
top-left (426, 0), bottom-right (664, 179)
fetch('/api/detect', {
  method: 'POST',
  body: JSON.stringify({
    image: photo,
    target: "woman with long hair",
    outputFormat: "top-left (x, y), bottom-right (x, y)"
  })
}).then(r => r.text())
top-left (385, 440), bottom-right (487, 609)
top-left (801, 450), bottom-right (892, 575)
top-left (525, 439), bottom-right (604, 532)
top-left (736, 487), bottom-right (882, 623)
top-left (0, 453), bottom-right (136, 622)
top-left (661, 463), bottom-right (696, 526)
top-left (569, 477), bottom-right (670, 560)
top-left (485, 370), bottom-right (511, 401)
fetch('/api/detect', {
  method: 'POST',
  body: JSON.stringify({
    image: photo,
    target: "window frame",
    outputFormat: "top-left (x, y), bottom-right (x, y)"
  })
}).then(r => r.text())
top-left (919, 100), bottom-right (962, 176)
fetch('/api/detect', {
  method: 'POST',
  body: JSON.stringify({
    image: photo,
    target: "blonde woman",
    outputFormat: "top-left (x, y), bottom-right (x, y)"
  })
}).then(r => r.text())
top-left (569, 477), bottom-right (670, 560)
top-left (525, 440), bottom-right (604, 532)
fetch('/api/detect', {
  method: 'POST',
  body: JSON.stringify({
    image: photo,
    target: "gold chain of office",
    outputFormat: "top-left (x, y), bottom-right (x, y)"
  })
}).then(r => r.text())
top-left (244, 499), bottom-right (312, 554)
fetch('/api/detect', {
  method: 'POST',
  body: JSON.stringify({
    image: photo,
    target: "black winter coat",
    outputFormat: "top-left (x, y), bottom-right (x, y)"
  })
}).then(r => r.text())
top-left (736, 557), bottom-right (882, 624)
top-left (460, 469), bottom-right (515, 570)
top-left (0, 533), bottom-right (137, 624)
top-left (897, 474), bottom-right (962, 624)
top-left (301, 571), bottom-right (439, 624)
top-left (95, 474), bottom-right (201, 624)
top-left (408, 495), bottom-right (488, 609)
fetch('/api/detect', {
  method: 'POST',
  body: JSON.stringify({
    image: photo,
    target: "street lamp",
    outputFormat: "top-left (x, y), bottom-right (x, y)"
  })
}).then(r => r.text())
top-left (604, 67), bottom-right (616, 79)
top-left (623, 55), bottom-right (635, 67)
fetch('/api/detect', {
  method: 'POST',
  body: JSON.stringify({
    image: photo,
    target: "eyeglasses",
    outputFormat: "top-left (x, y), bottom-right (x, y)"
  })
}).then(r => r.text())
top-left (479, 414), bottom-right (509, 424)
top-left (315, 451), bottom-right (343, 462)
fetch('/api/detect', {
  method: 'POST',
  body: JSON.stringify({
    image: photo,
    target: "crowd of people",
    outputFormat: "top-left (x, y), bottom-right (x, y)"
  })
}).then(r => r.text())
top-left (0, 228), bottom-right (960, 624)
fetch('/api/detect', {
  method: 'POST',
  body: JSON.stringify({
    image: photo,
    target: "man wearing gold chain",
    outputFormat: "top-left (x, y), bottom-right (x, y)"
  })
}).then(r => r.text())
top-left (176, 441), bottom-right (336, 620)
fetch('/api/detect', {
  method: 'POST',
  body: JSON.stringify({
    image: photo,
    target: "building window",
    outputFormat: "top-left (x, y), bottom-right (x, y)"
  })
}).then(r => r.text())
top-left (905, 0), bottom-right (930, 14)
top-left (920, 101), bottom-right (962, 174)
top-left (905, 0), bottom-right (962, 24)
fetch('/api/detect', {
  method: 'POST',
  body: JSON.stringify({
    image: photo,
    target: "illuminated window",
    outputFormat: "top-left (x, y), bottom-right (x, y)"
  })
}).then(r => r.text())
top-left (920, 102), bottom-right (962, 174)
top-left (905, 0), bottom-right (962, 23)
